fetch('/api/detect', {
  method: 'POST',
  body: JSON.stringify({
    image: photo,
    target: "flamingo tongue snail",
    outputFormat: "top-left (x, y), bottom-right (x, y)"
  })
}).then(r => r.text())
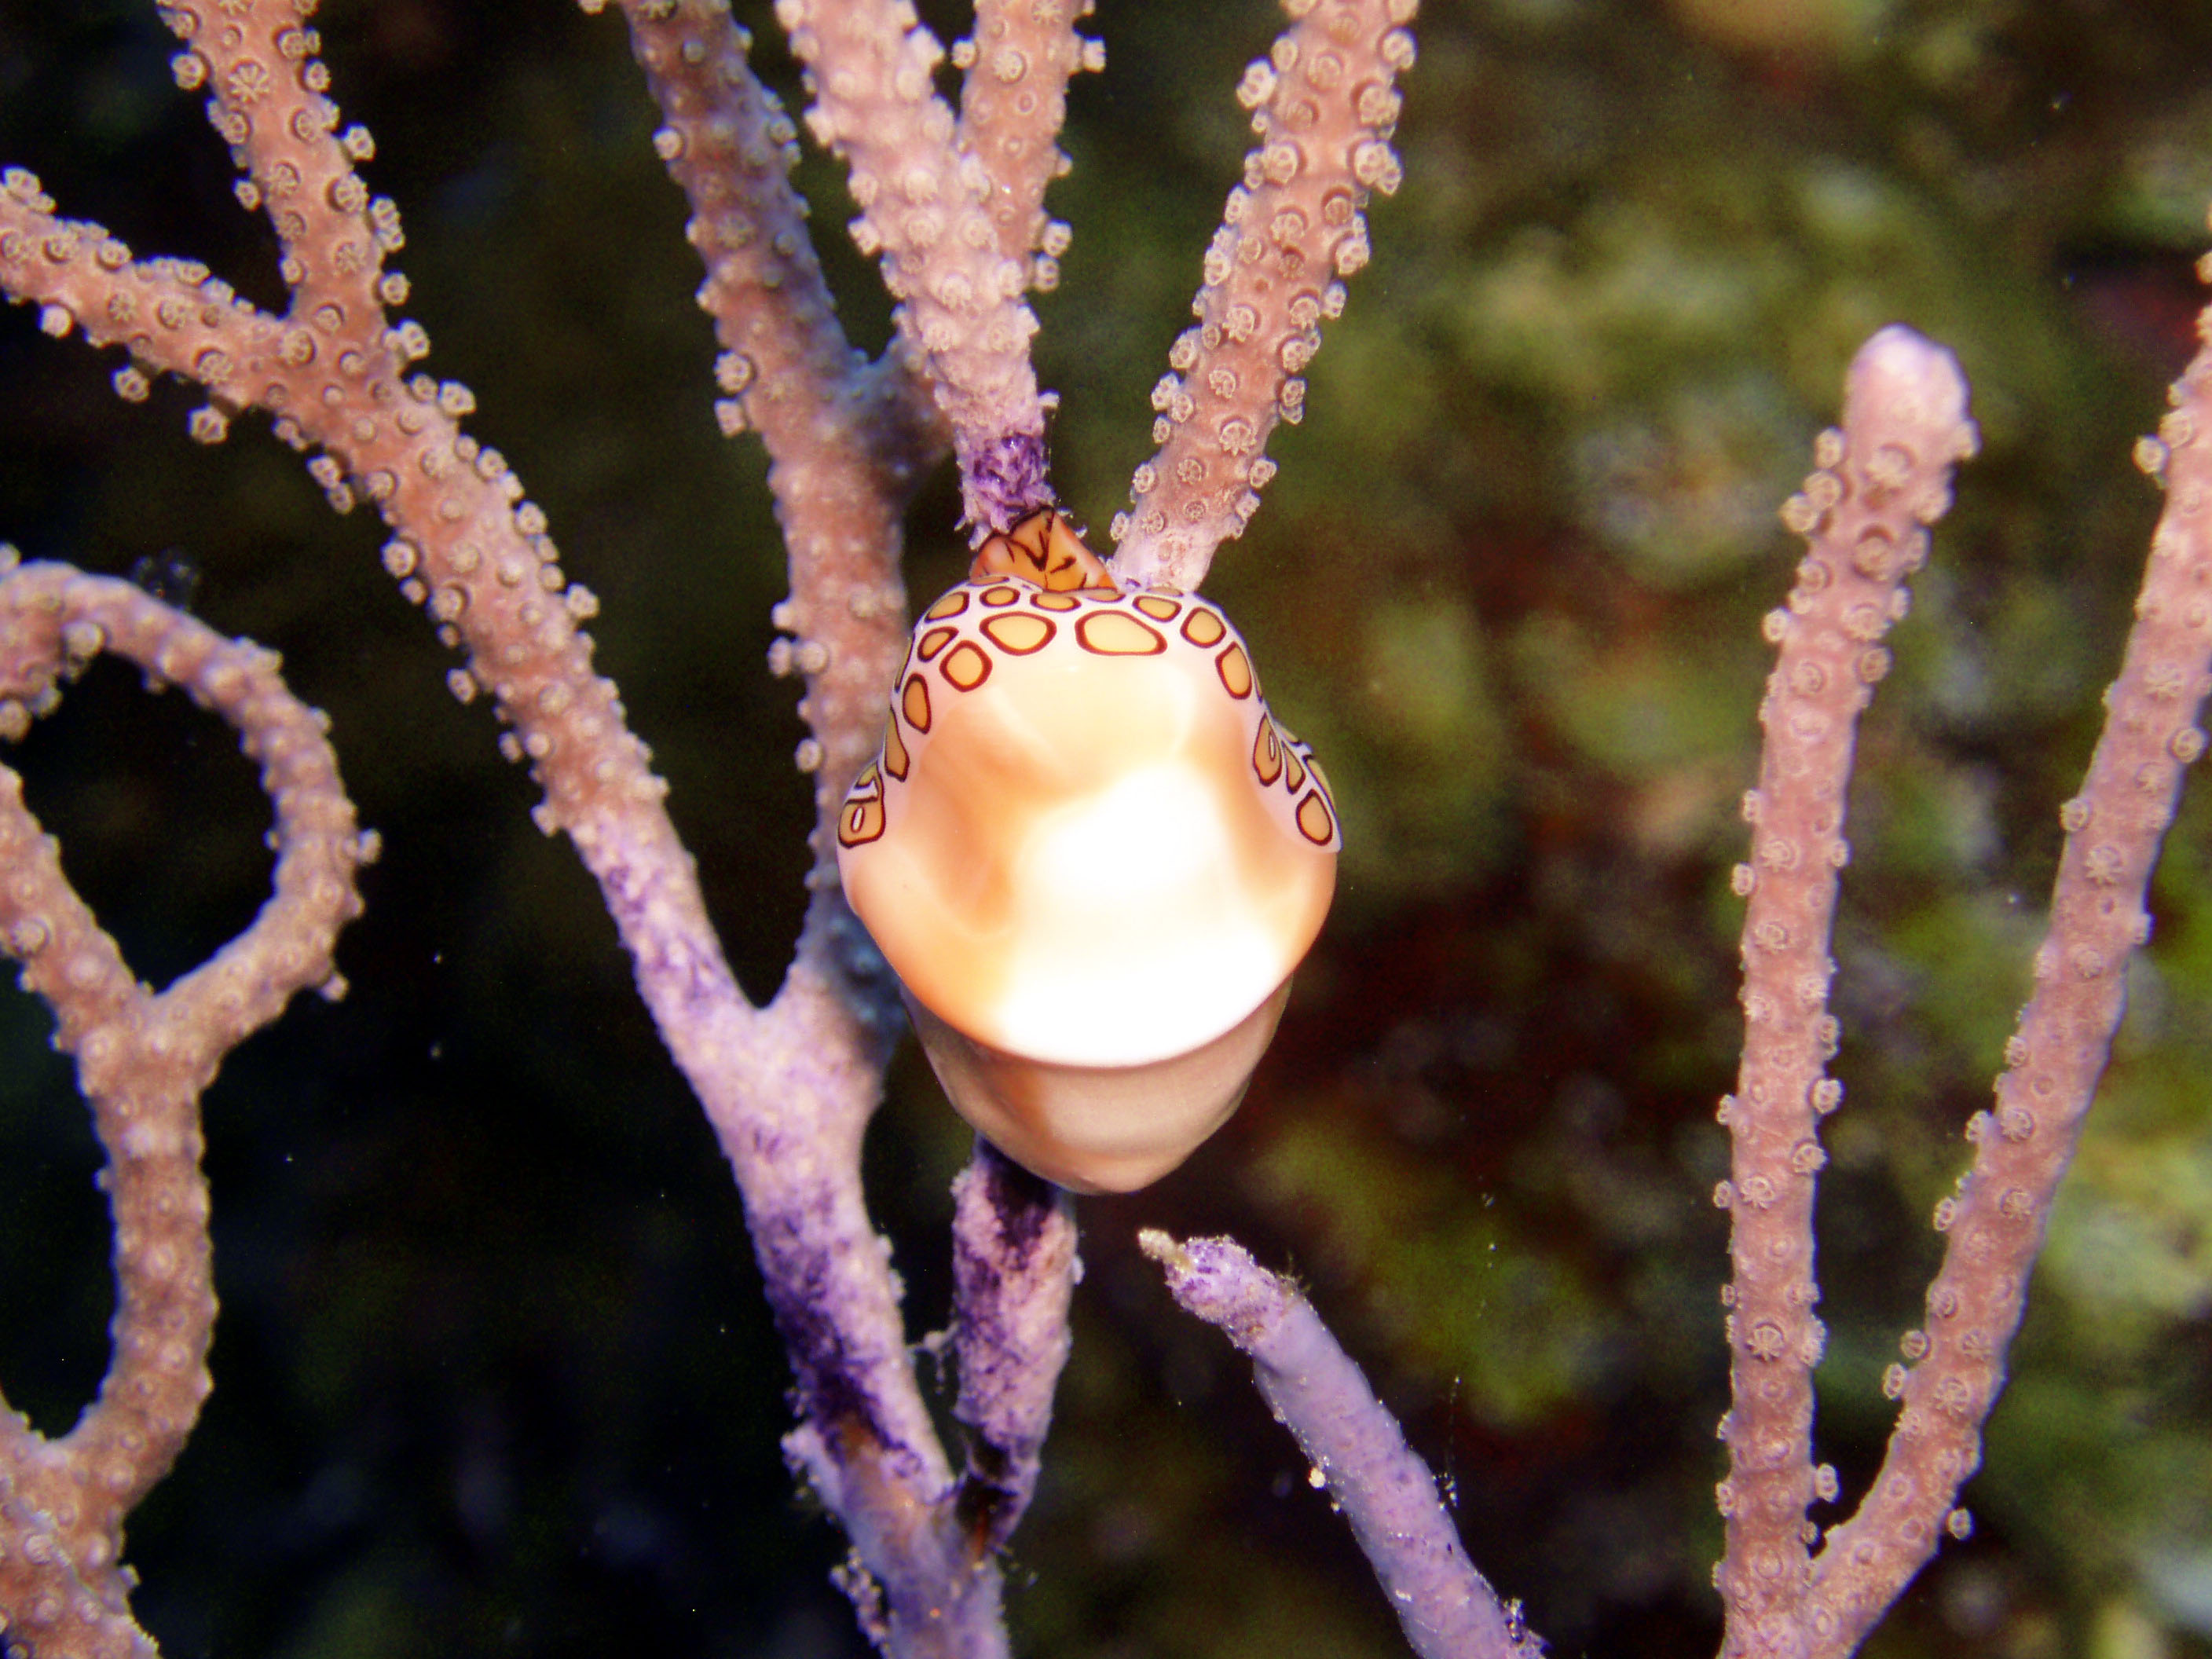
top-left (835, 511), bottom-right (1341, 1194)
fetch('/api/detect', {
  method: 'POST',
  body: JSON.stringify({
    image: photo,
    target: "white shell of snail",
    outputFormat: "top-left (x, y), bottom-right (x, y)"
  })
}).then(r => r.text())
top-left (836, 511), bottom-right (1339, 1194)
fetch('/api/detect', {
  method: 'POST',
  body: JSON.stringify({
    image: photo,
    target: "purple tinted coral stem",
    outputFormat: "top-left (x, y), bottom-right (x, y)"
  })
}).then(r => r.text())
top-left (1141, 1232), bottom-right (1544, 1659)
top-left (958, 427), bottom-right (1057, 541)
top-left (951, 1140), bottom-right (1078, 1552)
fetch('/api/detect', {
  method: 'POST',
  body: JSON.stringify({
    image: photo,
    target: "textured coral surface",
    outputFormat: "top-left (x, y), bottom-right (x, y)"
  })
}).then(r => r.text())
top-left (1, 2), bottom-right (2210, 1656)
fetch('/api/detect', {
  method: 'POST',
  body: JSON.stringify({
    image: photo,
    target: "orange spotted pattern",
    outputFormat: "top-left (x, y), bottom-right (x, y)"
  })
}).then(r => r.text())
top-left (840, 762), bottom-right (886, 845)
top-left (837, 519), bottom-right (1341, 855)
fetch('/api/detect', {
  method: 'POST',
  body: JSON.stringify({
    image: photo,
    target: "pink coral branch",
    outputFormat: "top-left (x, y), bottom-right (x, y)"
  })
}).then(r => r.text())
top-left (1716, 326), bottom-right (1978, 1657)
top-left (1802, 294), bottom-right (2212, 1657)
top-left (778, 0), bottom-right (1061, 533)
top-left (0, 557), bottom-right (369, 1655)
top-left (954, 0), bottom-right (1098, 284)
top-left (607, 0), bottom-right (942, 866)
top-left (1108, 0), bottom-right (1418, 595)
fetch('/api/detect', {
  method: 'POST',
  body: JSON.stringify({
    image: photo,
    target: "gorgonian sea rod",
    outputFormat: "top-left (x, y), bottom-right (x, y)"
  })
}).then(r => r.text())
top-left (0, 2), bottom-right (1434, 1655)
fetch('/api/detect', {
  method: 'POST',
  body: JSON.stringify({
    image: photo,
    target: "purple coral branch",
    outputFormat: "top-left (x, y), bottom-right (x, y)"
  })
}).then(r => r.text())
top-left (608, 5), bottom-right (1043, 1647)
top-left (951, 1139), bottom-right (1079, 1552)
top-left (959, 427), bottom-right (1057, 544)
top-left (1141, 1231), bottom-right (1545, 1659)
